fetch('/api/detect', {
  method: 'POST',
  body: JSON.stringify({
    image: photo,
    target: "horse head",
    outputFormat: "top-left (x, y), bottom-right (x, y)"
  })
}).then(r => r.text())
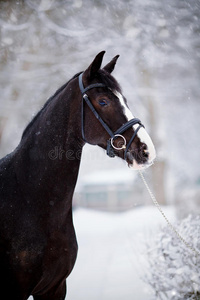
top-left (80, 51), bottom-right (156, 170)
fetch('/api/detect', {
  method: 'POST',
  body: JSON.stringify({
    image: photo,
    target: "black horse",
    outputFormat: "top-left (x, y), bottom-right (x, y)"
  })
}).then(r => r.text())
top-left (0, 51), bottom-right (155, 299)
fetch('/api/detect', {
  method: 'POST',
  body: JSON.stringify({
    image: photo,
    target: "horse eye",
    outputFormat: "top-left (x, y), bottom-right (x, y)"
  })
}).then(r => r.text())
top-left (99, 99), bottom-right (108, 106)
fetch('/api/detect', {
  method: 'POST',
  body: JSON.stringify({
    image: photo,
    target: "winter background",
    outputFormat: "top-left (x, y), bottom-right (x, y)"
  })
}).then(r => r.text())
top-left (0, 0), bottom-right (200, 299)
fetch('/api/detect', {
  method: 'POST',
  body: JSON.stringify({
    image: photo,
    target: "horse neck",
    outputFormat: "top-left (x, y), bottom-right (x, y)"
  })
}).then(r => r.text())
top-left (15, 77), bottom-right (83, 210)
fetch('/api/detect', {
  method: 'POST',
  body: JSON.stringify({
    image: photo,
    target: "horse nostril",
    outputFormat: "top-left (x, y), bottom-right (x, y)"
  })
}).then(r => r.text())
top-left (140, 144), bottom-right (149, 160)
top-left (143, 149), bottom-right (149, 158)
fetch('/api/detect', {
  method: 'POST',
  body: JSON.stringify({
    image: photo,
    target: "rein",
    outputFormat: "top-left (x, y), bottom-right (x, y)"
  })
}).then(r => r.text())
top-left (78, 73), bottom-right (144, 159)
top-left (139, 170), bottom-right (200, 258)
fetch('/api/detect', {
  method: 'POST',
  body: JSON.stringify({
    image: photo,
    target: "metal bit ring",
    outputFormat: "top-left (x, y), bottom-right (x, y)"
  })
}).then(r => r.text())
top-left (110, 134), bottom-right (126, 150)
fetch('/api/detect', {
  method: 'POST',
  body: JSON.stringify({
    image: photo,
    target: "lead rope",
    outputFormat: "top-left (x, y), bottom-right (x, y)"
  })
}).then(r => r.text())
top-left (138, 170), bottom-right (200, 258)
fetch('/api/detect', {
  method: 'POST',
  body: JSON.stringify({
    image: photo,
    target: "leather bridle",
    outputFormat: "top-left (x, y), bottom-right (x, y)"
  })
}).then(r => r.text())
top-left (78, 73), bottom-right (144, 160)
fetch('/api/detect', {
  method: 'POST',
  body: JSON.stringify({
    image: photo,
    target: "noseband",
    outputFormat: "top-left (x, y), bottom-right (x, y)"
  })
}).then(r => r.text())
top-left (78, 73), bottom-right (144, 160)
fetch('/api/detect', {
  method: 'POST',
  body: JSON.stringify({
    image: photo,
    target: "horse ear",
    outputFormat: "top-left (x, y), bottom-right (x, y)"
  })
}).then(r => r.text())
top-left (103, 55), bottom-right (120, 74)
top-left (84, 51), bottom-right (106, 79)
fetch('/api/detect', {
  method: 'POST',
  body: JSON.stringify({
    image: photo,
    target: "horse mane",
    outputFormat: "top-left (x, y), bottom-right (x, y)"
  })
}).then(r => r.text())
top-left (21, 72), bottom-right (82, 140)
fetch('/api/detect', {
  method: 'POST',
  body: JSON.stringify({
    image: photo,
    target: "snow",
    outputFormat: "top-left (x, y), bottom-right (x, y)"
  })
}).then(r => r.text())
top-left (79, 168), bottom-right (137, 186)
top-left (27, 206), bottom-right (175, 300)
top-left (68, 206), bottom-right (175, 299)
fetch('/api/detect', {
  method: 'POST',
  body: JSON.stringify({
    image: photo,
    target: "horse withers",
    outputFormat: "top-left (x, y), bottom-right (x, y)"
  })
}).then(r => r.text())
top-left (0, 51), bottom-right (156, 299)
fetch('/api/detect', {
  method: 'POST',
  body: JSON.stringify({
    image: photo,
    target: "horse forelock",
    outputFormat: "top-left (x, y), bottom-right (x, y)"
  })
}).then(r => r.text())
top-left (97, 69), bottom-right (122, 94)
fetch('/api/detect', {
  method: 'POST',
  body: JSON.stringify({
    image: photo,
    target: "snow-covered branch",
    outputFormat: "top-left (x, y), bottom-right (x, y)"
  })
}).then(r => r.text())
top-left (0, 19), bottom-right (29, 31)
top-left (144, 215), bottom-right (200, 300)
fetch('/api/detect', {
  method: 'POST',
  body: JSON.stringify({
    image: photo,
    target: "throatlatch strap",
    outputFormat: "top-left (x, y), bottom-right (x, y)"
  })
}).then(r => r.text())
top-left (79, 73), bottom-right (85, 93)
